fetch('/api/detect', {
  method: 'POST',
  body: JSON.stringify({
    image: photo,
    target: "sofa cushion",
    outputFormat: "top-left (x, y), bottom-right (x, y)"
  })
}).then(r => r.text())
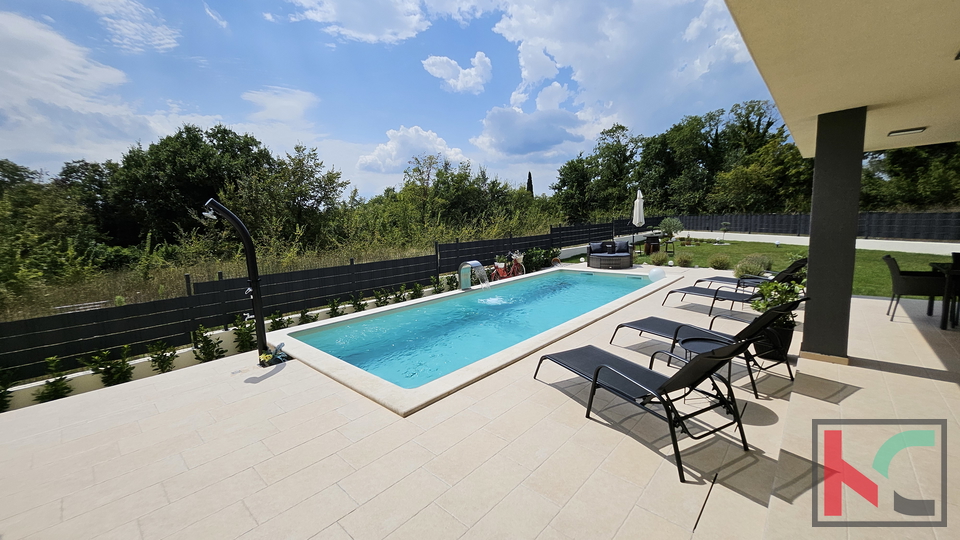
top-left (589, 242), bottom-right (603, 253)
top-left (615, 241), bottom-right (629, 253)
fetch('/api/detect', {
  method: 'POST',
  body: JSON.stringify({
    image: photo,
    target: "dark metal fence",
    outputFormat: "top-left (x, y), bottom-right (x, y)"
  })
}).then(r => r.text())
top-left (678, 212), bottom-right (960, 240)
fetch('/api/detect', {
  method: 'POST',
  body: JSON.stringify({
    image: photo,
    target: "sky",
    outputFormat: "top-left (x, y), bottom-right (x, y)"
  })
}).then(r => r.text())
top-left (0, 0), bottom-right (772, 197)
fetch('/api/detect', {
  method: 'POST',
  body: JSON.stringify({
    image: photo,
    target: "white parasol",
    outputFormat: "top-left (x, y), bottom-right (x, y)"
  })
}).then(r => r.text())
top-left (631, 189), bottom-right (645, 227)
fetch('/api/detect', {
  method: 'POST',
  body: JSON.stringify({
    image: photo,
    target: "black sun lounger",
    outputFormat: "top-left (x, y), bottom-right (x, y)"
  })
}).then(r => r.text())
top-left (661, 285), bottom-right (758, 316)
top-left (609, 299), bottom-right (808, 398)
top-left (534, 342), bottom-right (751, 482)
top-left (693, 258), bottom-right (807, 290)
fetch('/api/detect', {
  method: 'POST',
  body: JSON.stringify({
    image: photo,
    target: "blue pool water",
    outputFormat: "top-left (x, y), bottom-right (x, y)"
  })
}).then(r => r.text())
top-left (290, 270), bottom-right (651, 389)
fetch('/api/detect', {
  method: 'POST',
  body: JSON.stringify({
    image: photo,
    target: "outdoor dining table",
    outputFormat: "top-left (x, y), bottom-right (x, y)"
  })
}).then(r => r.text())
top-left (929, 262), bottom-right (959, 329)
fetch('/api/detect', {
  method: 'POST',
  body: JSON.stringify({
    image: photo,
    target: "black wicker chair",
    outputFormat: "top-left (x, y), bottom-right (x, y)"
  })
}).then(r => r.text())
top-left (883, 255), bottom-right (945, 321)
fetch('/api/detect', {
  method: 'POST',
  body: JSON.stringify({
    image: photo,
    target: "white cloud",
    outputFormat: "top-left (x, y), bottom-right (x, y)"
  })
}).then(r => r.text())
top-left (66, 0), bottom-right (180, 52)
top-left (242, 87), bottom-right (320, 123)
top-left (422, 51), bottom-right (492, 94)
top-left (286, 0), bottom-right (429, 43)
top-left (262, 13), bottom-right (276, 22)
top-left (470, 107), bottom-right (583, 157)
top-left (676, 0), bottom-right (749, 82)
top-left (358, 126), bottom-right (466, 173)
top-left (535, 82), bottom-right (569, 111)
top-left (204, 2), bottom-right (228, 29)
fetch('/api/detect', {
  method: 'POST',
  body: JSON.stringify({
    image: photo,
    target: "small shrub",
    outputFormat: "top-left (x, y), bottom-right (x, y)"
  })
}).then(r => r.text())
top-left (233, 314), bottom-right (256, 352)
top-left (650, 251), bottom-right (669, 266)
top-left (709, 253), bottom-right (732, 270)
top-left (410, 283), bottom-right (424, 299)
top-left (148, 341), bottom-right (177, 374)
top-left (114, 295), bottom-right (125, 307)
top-left (327, 298), bottom-right (344, 318)
top-left (444, 274), bottom-right (458, 291)
top-left (430, 275), bottom-right (444, 294)
top-left (350, 292), bottom-right (366, 312)
top-left (192, 324), bottom-right (226, 363)
top-left (524, 247), bottom-right (548, 272)
top-left (735, 254), bottom-right (773, 278)
top-left (33, 356), bottom-right (73, 403)
top-left (787, 252), bottom-right (808, 282)
top-left (674, 251), bottom-right (694, 267)
top-left (373, 288), bottom-right (390, 307)
top-left (392, 285), bottom-right (409, 303)
top-left (85, 346), bottom-right (135, 387)
top-left (298, 309), bottom-right (318, 325)
top-left (0, 369), bottom-right (14, 413)
top-left (751, 280), bottom-right (805, 328)
top-left (659, 217), bottom-right (685, 239)
top-left (269, 311), bottom-right (290, 331)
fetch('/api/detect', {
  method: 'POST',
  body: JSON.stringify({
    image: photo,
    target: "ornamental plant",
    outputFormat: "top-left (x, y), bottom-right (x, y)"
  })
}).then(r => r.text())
top-left (327, 297), bottom-right (344, 318)
top-left (192, 324), bottom-right (226, 363)
top-left (350, 292), bottom-right (367, 312)
top-left (33, 356), bottom-right (73, 403)
top-left (85, 346), bottom-right (135, 386)
top-left (148, 341), bottom-right (177, 374)
top-left (751, 280), bottom-right (805, 328)
top-left (430, 275), bottom-right (444, 294)
top-left (233, 314), bottom-right (256, 352)
top-left (268, 311), bottom-right (290, 331)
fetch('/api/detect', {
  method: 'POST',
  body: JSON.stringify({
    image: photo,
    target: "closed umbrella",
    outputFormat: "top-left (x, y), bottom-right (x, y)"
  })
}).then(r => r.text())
top-left (631, 189), bottom-right (645, 227)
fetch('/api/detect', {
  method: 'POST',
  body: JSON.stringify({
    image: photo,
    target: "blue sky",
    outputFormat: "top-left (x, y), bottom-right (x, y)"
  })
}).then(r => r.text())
top-left (0, 0), bottom-right (772, 196)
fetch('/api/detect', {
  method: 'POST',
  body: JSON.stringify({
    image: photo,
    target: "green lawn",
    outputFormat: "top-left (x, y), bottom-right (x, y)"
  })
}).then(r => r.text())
top-left (567, 240), bottom-right (953, 297)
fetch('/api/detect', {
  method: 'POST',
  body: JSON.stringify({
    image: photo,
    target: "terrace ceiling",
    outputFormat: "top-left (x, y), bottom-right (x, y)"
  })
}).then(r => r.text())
top-left (724, 0), bottom-right (960, 157)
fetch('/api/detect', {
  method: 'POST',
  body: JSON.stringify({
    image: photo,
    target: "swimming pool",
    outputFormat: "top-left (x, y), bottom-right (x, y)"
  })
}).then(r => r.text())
top-left (269, 266), bottom-right (679, 416)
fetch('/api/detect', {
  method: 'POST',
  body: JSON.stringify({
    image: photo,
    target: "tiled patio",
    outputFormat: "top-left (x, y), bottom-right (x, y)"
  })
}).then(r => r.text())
top-left (1, 266), bottom-right (958, 540)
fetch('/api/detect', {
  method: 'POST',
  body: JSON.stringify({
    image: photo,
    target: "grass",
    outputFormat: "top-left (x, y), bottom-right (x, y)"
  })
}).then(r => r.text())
top-left (570, 240), bottom-right (953, 297)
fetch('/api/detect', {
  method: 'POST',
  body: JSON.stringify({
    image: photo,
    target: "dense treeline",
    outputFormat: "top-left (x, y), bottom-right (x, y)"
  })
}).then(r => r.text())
top-left (2, 99), bottom-right (959, 313)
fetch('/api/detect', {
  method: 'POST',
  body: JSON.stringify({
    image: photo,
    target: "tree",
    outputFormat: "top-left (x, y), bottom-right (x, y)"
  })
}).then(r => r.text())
top-left (108, 124), bottom-right (275, 245)
top-left (552, 154), bottom-right (593, 224)
top-left (588, 124), bottom-right (641, 216)
top-left (526, 172), bottom-right (533, 194)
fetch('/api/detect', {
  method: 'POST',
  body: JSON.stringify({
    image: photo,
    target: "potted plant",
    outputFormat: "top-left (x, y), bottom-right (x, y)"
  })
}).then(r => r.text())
top-left (750, 280), bottom-right (805, 359)
top-left (658, 217), bottom-right (684, 241)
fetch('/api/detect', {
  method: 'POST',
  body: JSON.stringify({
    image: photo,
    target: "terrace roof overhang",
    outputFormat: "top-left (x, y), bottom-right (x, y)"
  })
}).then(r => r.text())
top-left (725, 0), bottom-right (960, 157)
top-left (723, 0), bottom-right (960, 360)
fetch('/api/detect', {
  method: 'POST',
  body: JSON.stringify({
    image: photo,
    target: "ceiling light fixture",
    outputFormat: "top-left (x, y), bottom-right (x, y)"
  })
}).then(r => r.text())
top-left (888, 127), bottom-right (927, 137)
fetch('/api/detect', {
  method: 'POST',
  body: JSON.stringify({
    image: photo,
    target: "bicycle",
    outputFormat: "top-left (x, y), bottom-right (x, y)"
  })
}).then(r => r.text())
top-left (490, 251), bottom-right (525, 281)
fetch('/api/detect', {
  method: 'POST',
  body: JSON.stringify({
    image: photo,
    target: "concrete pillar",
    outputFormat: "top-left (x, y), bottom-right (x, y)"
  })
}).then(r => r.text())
top-left (800, 107), bottom-right (867, 362)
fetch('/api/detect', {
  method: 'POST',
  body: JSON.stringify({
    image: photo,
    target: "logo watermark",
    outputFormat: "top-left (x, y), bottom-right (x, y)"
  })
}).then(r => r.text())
top-left (812, 419), bottom-right (947, 527)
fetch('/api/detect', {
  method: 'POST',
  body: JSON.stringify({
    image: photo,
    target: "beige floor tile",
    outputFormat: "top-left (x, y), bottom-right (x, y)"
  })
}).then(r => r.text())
top-left (384, 503), bottom-right (468, 540)
top-left (196, 400), bottom-right (285, 441)
top-left (59, 403), bottom-right (158, 442)
top-left (339, 468), bottom-right (450, 540)
top-left (119, 412), bottom-right (216, 455)
top-left (63, 453), bottom-right (187, 520)
top-left (335, 406), bottom-right (400, 442)
top-left (635, 463), bottom-right (712, 530)
top-left (407, 392), bottom-right (477, 430)
top-left (423, 428), bottom-right (509, 486)
top-left (245, 453), bottom-right (354, 524)
top-left (31, 422), bottom-right (140, 466)
top-left (309, 523), bottom-right (354, 540)
top-left (458, 485), bottom-right (560, 540)
top-left (522, 440), bottom-right (604, 506)
top-left (138, 468), bottom-right (265, 540)
top-left (93, 430), bottom-right (203, 483)
top-left (262, 409), bottom-right (350, 455)
top-left (0, 499), bottom-right (61, 540)
top-left (92, 520), bottom-right (142, 540)
top-left (0, 466), bottom-right (96, 522)
top-left (254, 429), bottom-right (352, 485)
top-left (567, 417), bottom-right (626, 457)
top-left (482, 400), bottom-right (553, 442)
top-left (549, 468), bottom-right (642, 540)
top-left (599, 435), bottom-right (663, 489)
top-left (614, 505), bottom-right (691, 540)
top-left (337, 418), bottom-right (424, 470)
top-left (414, 408), bottom-right (489, 455)
top-left (536, 526), bottom-right (572, 540)
top-left (692, 482), bottom-right (767, 540)
top-left (239, 484), bottom-right (357, 540)
top-left (335, 395), bottom-right (380, 420)
top-left (435, 454), bottom-right (530, 526)
top-left (500, 417), bottom-right (578, 471)
top-left (27, 483), bottom-right (168, 540)
top-left (338, 441), bottom-right (434, 504)
top-left (164, 441), bottom-right (273, 502)
top-left (468, 379), bottom-right (534, 420)
top-left (180, 420), bottom-right (279, 470)
top-left (163, 500), bottom-right (257, 540)
top-left (269, 393), bottom-right (351, 432)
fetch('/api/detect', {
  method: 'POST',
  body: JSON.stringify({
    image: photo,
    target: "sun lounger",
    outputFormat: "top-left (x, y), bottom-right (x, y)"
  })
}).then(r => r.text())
top-left (534, 341), bottom-right (752, 482)
top-left (693, 258), bottom-right (807, 290)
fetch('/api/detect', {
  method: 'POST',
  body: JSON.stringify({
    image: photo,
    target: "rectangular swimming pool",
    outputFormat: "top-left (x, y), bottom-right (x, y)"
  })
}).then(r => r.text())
top-left (269, 267), bottom-right (679, 416)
